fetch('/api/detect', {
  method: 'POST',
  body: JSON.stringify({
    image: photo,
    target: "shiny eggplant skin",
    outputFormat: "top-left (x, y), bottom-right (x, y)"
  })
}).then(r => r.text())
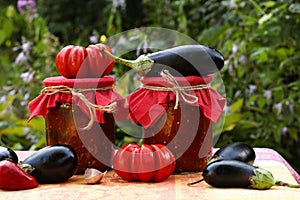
top-left (203, 160), bottom-right (256, 188)
top-left (22, 144), bottom-right (78, 184)
top-left (211, 142), bottom-right (256, 164)
top-left (0, 146), bottom-right (18, 163)
top-left (145, 45), bottom-right (224, 77)
top-left (190, 159), bottom-right (291, 189)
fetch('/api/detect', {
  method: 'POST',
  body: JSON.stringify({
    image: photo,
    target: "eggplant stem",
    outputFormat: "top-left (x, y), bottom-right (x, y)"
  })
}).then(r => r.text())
top-left (96, 43), bottom-right (154, 76)
top-left (187, 178), bottom-right (205, 186)
top-left (4, 158), bottom-right (13, 162)
top-left (275, 180), bottom-right (300, 188)
top-left (18, 162), bottom-right (35, 174)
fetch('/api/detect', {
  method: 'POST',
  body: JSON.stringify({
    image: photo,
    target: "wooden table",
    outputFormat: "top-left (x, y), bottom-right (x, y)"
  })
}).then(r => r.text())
top-left (1, 148), bottom-right (299, 200)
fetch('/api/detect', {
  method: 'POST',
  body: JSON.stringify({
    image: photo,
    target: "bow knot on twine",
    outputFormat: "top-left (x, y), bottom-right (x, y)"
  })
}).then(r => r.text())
top-left (142, 70), bottom-right (210, 109)
top-left (41, 85), bottom-right (117, 130)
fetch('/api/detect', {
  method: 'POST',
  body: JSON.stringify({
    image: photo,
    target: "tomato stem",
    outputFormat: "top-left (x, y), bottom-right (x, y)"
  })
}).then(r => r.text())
top-left (96, 43), bottom-right (154, 76)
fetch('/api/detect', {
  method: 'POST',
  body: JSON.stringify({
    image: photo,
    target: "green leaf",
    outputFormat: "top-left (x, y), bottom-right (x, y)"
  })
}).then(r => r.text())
top-left (248, 106), bottom-right (267, 114)
top-left (0, 30), bottom-right (6, 45)
top-left (222, 113), bottom-right (243, 132)
top-left (288, 128), bottom-right (298, 142)
top-left (23, 117), bottom-right (45, 132)
top-left (258, 97), bottom-right (266, 109)
top-left (262, 1), bottom-right (276, 8)
top-left (272, 87), bottom-right (284, 102)
top-left (244, 16), bottom-right (258, 26)
top-left (198, 24), bottom-right (231, 45)
top-left (0, 126), bottom-right (25, 136)
top-left (230, 98), bottom-right (244, 113)
top-left (273, 130), bottom-right (281, 144)
top-left (5, 5), bottom-right (16, 18)
top-left (246, 95), bottom-right (258, 106)
top-left (0, 121), bottom-right (13, 131)
top-left (11, 143), bottom-right (23, 150)
top-left (275, 48), bottom-right (289, 60)
top-left (258, 13), bottom-right (273, 25)
top-left (236, 120), bottom-right (259, 130)
top-left (250, 48), bottom-right (269, 63)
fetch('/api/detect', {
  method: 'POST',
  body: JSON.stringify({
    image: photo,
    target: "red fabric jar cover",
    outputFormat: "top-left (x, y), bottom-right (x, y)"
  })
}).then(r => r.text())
top-left (127, 75), bottom-right (226, 128)
top-left (28, 76), bottom-right (125, 124)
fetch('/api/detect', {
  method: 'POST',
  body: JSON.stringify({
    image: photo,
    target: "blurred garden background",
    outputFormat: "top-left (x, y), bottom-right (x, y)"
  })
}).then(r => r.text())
top-left (0, 0), bottom-right (299, 172)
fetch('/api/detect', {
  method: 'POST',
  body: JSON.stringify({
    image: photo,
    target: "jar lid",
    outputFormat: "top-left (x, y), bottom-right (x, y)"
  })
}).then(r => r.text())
top-left (28, 75), bottom-right (126, 125)
top-left (127, 75), bottom-right (226, 127)
top-left (43, 76), bottom-right (114, 88)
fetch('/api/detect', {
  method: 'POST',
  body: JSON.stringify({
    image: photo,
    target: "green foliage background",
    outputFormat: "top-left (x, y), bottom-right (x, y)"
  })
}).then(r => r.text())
top-left (0, 0), bottom-right (299, 172)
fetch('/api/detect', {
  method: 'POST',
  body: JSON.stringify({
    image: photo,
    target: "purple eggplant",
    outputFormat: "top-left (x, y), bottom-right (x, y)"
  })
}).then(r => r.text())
top-left (210, 142), bottom-right (256, 164)
top-left (20, 144), bottom-right (78, 184)
top-left (97, 44), bottom-right (224, 77)
top-left (188, 160), bottom-right (300, 189)
top-left (0, 146), bottom-right (18, 164)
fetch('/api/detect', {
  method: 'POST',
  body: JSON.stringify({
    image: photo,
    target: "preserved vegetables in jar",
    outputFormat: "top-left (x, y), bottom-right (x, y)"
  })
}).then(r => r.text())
top-left (28, 76), bottom-right (124, 174)
top-left (127, 72), bottom-right (225, 173)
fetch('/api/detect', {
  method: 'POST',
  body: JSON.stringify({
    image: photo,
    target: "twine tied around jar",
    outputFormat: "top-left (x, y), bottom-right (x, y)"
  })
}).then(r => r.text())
top-left (142, 69), bottom-right (210, 109)
top-left (41, 85), bottom-right (117, 130)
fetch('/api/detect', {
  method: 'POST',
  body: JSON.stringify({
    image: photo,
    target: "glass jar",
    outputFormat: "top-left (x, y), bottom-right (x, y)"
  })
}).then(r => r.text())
top-left (28, 76), bottom-right (124, 174)
top-left (127, 74), bottom-right (225, 173)
top-left (143, 103), bottom-right (212, 172)
top-left (45, 103), bottom-right (115, 174)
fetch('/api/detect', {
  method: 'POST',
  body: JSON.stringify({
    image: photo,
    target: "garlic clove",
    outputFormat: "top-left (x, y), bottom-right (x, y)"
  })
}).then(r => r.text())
top-left (84, 168), bottom-right (107, 184)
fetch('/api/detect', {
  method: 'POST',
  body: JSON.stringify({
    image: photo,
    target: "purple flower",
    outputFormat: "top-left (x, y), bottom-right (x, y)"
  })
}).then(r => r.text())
top-left (25, 128), bottom-right (39, 144)
top-left (20, 71), bottom-right (35, 83)
top-left (223, 104), bottom-right (232, 114)
top-left (8, 89), bottom-right (16, 96)
top-left (273, 102), bottom-right (282, 114)
top-left (281, 126), bottom-right (288, 135)
top-left (17, 0), bottom-right (36, 14)
top-left (232, 44), bottom-right (239, 54)
top-left (22, 40), bottom-right (31, 53)
top-left (229, 0), bottom-right (237, 8)
top-left (113, 0), bottom-right (126, 10)
top-left (234, 90), bottom-right (241, 98)
top-left (15, 52), bottom-right (28, 65)
top-left (89, 31), bottom-right (99, 44)
top-left (239, 55), bottom-right (247, 64)
top-left (246, 84), bottom-right (257, 97)
top-left (14, 39), bottom-right (31, 66)
top-left (89, 35), bottom-right (98, 44)
top-left (264, 90), bottom-right (272, 99)
top-left (0, 96), bottom-right (6, 103)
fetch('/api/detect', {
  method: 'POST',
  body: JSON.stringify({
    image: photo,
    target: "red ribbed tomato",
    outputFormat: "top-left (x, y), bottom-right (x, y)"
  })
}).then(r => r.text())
top-left (55, 45), bottom-right (87, 78)
top-left (113, 143), bottom-right (175, 182)
top-left (55, 44), bottom-right (114, 78)
top-left (85, 44), bottom-right (114, 77)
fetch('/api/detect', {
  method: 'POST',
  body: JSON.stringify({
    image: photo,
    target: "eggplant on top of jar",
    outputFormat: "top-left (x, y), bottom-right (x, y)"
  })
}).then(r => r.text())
top-left (97, 44), bottom-right (224, 77)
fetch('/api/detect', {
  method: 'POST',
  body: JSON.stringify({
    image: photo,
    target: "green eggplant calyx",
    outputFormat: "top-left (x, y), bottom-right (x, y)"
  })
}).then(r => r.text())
top-left (97, 43), bottom-right (154, 76)
top-left (207, 156), bottom-right (219, 165)
top-left (249, 168), bottom-right (276, 190)
top-left (134, 54), bottom-right (154, 75)
top-left (19, 162), bottom-right (35, 174)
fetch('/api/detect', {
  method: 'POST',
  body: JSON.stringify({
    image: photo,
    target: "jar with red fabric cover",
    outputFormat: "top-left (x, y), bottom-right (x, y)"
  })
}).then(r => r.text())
top-left (28, 76), bottom-right (125, 174)
top-left (127, 70), bottom-right (226, 173)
